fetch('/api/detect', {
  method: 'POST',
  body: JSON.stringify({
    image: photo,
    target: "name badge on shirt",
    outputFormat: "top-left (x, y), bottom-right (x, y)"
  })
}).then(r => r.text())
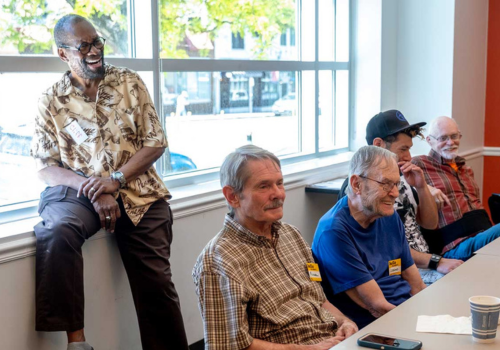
top-left (65, 120), bottom-right (87, 145)
top-left (388, 258), bottom-right (402, 276)
top-left (307, 263), bottom-right (322, 282)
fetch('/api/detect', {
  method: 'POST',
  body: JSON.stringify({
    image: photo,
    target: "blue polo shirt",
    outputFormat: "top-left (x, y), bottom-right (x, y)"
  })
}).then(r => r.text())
top-left (312, 196), bottom-right (414, 329)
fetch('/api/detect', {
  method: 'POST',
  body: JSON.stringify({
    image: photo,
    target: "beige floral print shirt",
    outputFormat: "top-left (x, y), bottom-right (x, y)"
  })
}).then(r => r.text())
top-left (31, 64), bottom-right (171, 225)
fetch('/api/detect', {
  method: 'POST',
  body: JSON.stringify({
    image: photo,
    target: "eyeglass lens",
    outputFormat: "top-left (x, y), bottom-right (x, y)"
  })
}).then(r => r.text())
top-left (436, 133), bottom-right (461, 142)
top-left (79, 37), bottom-right (105, 54)
top-left (382, 181), bottom-right (400, 192)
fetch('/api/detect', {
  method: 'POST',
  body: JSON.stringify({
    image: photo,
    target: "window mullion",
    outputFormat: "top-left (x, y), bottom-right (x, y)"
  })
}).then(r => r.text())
top-left (314, 0), bottom-right (320, 155)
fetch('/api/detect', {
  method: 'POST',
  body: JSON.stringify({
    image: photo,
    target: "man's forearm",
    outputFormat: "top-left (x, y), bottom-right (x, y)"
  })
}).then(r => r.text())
top-left (410, 249), bottom-right (431, 269)
top-left (402, 264), bottom-right (426, 295)
top-left (322, 301), bottom-right (350, 325)
top-left (345, 280), bottom-right (396, 319)
top-left (246, 339), bottom-right (302, 350)
top-left (415, 185), bottom-right (438, 229)
top-left (117, 146), bottom-right (165, 183)
top-left (37, 166), bottom-right (86, 190)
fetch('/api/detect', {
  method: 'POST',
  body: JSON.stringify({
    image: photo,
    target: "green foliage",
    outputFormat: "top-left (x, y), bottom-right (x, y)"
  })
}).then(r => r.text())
top-left (159, 0), bottom-right (296, 59)
top-left (0, 0), bottom-right (127, 55)
top-left (1, 0), bottom-right (296, 59)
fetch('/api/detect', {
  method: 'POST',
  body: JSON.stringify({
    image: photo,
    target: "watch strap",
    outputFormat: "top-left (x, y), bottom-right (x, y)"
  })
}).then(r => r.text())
top-left (428, 254), bottom-right (442, 270)
top-left (111, 171), bottom-right (126, 189)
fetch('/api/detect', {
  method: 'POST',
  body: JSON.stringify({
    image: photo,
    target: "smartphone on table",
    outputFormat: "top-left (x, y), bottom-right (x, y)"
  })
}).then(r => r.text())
top-left (357, 333), bottom-right (422, 350)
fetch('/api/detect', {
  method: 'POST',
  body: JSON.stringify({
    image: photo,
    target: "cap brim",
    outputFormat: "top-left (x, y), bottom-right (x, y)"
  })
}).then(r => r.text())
top-left (390, 121), bottom-right (427, 136)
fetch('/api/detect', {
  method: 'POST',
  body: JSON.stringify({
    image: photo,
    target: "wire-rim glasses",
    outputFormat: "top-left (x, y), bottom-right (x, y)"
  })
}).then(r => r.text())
top-left (359, 175), bottom-right (401, 192)
top-left (429, 133), bottom-right (462, 143)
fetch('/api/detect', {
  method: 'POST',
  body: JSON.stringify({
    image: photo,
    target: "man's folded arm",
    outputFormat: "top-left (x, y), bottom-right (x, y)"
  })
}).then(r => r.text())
top-left (37, 165), bottom-right (86, 189)
top-left (345, 280), bottom-right (396, 319)
top-left (401, 264), bottom-right (426, 295)
top-left (195, 271), bottom-right (254, 350)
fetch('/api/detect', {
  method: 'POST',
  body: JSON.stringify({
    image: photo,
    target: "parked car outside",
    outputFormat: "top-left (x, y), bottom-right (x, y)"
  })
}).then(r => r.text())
top-left (272, 92), bottom-right (296, 116)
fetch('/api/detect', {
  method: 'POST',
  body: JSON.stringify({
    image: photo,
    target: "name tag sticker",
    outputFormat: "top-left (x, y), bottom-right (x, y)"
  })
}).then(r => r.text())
top-left (65, 120), bottom-right (87, 145)
top-left (388, 258), bottom-right (402, 276)
top-left (307, 263), bottom-right (322, 282)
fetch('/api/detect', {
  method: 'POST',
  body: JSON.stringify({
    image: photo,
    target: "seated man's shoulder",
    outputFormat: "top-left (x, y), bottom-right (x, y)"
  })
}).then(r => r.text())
top-left (412, 155), bottom-right (436, 167)
top-left (280, 221), bottom-right (306, 241)
top-left (105, 65), bottom-right (144, 85)
top-left (318, 199), bottom-right (351, 233)
top-left (194, 228), bottom-right (255, 279)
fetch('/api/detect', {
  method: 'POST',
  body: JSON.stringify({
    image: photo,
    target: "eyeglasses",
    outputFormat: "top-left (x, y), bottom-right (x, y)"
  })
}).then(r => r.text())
top-left (59, 37), bottom-right (106, 55)
top-left (359, 175), bottom-right (401, 192)
top-left (429, 133), bottom-right (462, 143)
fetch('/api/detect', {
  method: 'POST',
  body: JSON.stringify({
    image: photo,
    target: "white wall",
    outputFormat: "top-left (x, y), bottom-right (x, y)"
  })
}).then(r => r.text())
top-left (377, 0), bottom-right (488, 184)
top-left (380, 0), bottom-right (455, 157)
top-left (0, 185), bottom-right (337, 349)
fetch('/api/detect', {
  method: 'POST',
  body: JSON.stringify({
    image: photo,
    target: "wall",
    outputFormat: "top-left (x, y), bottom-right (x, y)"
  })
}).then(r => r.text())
top-left (380, 0), bottom-right (455, 157)
top-left (379, 0), bottom-right (488, 187)
top-left (0, 184), bottom-right (338, 349)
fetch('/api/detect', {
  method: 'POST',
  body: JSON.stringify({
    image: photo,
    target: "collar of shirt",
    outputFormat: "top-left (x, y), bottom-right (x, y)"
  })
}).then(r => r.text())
top-left (224, 214), bottom-right (281, 247)
top-left (54, 64), bottom-right (113, 97)
top-left (429, 149), bottom-right (466, 168)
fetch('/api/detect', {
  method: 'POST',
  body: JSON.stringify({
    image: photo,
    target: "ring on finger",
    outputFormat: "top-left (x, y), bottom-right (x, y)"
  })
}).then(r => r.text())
top-left (90, 187), bottom-right (96, 192)
top-left (105, 216), bottom-right (111, 221)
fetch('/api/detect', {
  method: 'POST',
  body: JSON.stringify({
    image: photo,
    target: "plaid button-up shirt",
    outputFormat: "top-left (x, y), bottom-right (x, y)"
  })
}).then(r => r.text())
top-left (412, 150), bottom-right (485, 252)
top-left (192, 215), bottom-right (338, 350)
top-left (31, 65), bottom-right (170, 225)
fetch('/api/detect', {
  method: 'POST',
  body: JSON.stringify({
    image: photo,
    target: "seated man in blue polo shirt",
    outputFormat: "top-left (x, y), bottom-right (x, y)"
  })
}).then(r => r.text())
top-left (312, 146), bottom-right (426, 329)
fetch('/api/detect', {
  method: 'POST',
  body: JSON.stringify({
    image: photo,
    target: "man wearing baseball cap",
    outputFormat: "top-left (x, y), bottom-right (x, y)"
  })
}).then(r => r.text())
top-left (365, 110), bottom-right (463, 284)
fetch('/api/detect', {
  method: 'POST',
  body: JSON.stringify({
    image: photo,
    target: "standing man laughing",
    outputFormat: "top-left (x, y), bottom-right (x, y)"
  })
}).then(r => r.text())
top-left (30, 14), bottom-right (188, 350)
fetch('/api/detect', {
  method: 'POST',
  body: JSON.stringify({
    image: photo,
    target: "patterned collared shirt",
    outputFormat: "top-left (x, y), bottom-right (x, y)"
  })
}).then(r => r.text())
top-left (412, 150), bottom-right (484, 252)
top-left (30, 64), bottom-right (170, 225)
top-left (192, 215), bottom-right (338, 350)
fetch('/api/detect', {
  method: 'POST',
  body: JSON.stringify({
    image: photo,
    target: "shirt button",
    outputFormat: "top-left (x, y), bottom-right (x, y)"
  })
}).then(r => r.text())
top-left (105, 142), bottom-right (109, 146)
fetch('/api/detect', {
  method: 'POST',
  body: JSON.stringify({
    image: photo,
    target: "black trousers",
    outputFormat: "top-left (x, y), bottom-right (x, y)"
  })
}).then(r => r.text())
top-left (34, 186), bottom-right (189, 350)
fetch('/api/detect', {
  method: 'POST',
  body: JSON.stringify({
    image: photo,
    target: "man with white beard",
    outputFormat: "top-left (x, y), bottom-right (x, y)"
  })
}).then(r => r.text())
top-left (412, 116), bottom-right (500, 260)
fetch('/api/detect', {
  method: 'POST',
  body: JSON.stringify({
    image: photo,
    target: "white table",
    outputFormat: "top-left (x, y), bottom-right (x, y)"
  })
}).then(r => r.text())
top-left (474, 237), bottom-right (500, 257)
top-left (334, 254), bottom-right (500, 349)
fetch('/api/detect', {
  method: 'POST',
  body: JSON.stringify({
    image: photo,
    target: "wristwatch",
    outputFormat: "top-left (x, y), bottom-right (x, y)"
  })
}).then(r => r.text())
top-left (428, 254), bottom-right (442, 270)
top-left (111, 171), bottom-right (127, 189)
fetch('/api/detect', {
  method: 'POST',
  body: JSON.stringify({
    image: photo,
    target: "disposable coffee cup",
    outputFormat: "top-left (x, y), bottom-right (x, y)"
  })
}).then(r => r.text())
top-left (469, 296), bottom-right (500, 343)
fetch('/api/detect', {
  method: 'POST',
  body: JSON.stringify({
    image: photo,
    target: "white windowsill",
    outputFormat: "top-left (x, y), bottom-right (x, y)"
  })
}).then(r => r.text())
top-left (0, 152), bottom-right (353, 264)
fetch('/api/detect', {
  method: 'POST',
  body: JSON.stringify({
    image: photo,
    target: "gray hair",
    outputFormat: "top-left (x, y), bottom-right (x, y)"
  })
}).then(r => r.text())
top-left (346, 145), bottom-right (397, 196)
top-left (220, 145), bottom-right (281, 215)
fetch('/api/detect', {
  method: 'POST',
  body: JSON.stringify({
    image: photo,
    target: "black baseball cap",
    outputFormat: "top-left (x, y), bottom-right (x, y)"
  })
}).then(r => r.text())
top-left (365, 110), bottom-right (426, 145)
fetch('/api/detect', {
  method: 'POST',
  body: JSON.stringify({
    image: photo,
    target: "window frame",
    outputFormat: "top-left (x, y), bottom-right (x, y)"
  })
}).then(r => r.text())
top-left (0, 0), bottom-right (352, 225)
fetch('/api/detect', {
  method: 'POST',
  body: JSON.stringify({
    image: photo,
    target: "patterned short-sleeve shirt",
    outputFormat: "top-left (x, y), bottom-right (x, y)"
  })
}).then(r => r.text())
top-left (192, 215), bottom-right (338, 350)
top-left (30, 64), bottom-right (171, 225)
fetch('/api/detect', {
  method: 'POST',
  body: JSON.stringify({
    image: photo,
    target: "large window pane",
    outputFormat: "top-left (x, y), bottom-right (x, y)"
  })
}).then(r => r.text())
top-left (0, 73), bottom-right (61, 207)
top-left (301, 0), bottom-right (315, 61)
top-left (335, 70), bottom-right (349, 148)
top-left (160, 71), bottom-right (299, 175)
top-left (318, 70), bottom-right (335, 151)
top-left (319, 0), bottom-right (335, 61)
top-left (159, 0), bottom-right (297, 60)
top-left (336, 0), bottom-right (350, 61)
top-left (0, 0), bottom-right (130, 57)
